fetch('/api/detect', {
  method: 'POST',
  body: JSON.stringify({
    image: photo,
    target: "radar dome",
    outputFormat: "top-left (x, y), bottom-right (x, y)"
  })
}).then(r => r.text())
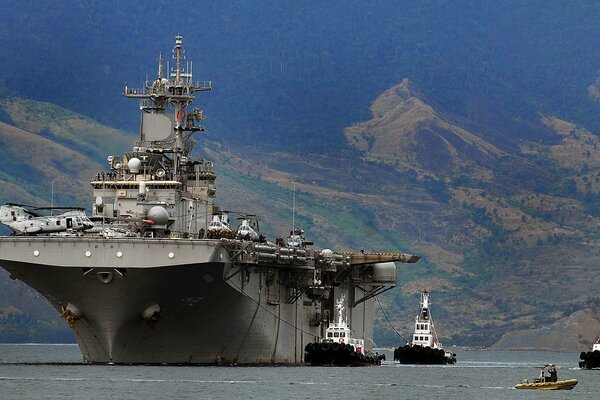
top-left (320, 249), bottom-right (333, 257)
top-left (147, 206), bottom-right (169, 226)
top-left (128, 158), bottom-right (142, 173)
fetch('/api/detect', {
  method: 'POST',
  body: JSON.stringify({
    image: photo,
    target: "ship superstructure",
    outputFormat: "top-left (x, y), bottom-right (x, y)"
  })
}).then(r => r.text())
top-left (412, 289), bottom-right (439, 348)
top-left (0, 36), bottom-right (419, 365)
top-left (323, 295), bottom-right (365, 352)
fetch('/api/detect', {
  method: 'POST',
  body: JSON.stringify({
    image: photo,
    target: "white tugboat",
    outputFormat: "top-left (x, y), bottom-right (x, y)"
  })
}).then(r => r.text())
top-left (304, 295), bottom-right (384, 366)
top-left (394, 290), bottom-right (456, 364)
top-left (579, 333), bottom-right (600, 369)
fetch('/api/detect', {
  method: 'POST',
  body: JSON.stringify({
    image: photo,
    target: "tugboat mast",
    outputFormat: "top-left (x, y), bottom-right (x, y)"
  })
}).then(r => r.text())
top-left (420, 289), bottom-right (430, 320)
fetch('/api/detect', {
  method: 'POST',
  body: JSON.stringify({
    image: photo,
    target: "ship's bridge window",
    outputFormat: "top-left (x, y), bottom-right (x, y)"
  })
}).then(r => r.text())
top-left (341, 332), bottom-right (346, 337)
top-left (327, 332), bottom-right (333, 338)
top-left (334, 332), bottom-right (339, 337)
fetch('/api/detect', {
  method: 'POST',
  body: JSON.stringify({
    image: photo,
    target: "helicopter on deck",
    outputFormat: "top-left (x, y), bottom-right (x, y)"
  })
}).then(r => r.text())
top-left (287, 228), bottom-right (313, 248)
top-left (206, 211), bottom-right (233, 238)
top-left (235, 214), bottom-right (260, 241)
top-left (0, 204), bottom-right (94, 235)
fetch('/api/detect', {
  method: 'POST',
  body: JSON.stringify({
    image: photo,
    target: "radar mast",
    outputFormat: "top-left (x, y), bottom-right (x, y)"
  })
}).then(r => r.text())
top-left (124, 35), bottom-right (212, 155)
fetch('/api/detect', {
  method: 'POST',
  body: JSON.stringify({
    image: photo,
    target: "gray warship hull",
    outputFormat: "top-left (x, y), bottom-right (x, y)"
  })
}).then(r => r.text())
top-left (0, 237), bottom-right (378, 364)
top-left (0, 36), bottom-right (418, 365)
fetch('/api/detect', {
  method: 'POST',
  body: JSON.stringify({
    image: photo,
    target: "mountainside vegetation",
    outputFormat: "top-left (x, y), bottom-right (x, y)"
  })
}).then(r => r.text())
top-left (211, 80), bottom-right (600, 350)
top-left (2, 2), bottom-right (600, 350)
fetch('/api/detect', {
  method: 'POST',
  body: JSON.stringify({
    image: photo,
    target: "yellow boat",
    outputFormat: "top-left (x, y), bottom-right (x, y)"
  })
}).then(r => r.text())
top-left (516, 364), bottom-right (578, 390)
top-left (515, 379), bottom-right (578, 390)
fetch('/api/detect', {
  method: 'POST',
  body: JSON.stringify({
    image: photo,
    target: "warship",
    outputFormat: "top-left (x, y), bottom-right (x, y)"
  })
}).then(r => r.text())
top-left (0, 36), bottom-right (419, 365)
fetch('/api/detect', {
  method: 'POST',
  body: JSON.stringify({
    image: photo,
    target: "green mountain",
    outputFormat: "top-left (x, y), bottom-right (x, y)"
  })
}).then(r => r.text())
top-left (3, 87), bottom-right (600, 350)
top-left (0, 97), bottom-right (132, 206)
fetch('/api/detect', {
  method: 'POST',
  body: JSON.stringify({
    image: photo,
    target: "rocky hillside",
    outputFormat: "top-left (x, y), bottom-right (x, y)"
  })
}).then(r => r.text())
top-left (344, 79), bottom-right (507, 175)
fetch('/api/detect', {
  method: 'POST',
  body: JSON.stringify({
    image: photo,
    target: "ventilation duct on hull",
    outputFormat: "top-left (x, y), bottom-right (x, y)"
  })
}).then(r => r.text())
top-left (97, 271), bottom-right (113, 284)
top-left (142, 304), bottom-right (162, 328)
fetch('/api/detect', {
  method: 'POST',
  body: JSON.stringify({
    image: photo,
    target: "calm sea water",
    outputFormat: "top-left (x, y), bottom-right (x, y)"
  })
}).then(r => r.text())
top-left (0, 344), bottom-right (598, 399)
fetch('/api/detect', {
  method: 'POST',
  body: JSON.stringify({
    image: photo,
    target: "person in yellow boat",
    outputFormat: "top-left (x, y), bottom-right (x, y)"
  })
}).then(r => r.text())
top-left (538, 369), bottom-right (545, 383)
top-left (536, 364), bottom-right (558, 383)
top-left (547, 364), bottom-right (558, 382)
